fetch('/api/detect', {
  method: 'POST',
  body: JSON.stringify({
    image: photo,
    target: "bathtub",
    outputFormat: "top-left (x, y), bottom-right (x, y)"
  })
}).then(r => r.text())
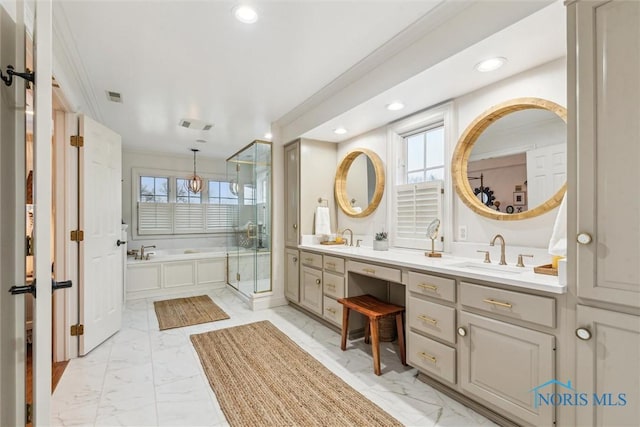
top-left (125, 246), bottom-right (269, 300)
top-left (126, 247), bottom-right (227, 300)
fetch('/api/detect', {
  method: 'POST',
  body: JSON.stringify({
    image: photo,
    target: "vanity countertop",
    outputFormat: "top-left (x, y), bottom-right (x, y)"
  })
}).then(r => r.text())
top-left (298, 244), bottom-right (565, 295)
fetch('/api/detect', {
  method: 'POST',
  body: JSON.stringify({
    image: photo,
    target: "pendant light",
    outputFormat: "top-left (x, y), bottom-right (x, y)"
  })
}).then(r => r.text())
top-left (187, 148), bottom-right (203, 194)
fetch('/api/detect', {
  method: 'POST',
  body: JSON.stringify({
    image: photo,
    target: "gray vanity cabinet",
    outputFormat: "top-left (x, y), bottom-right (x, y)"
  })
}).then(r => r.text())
top-left (300, 266), bottom-right (323, 315)
top-left (575, 305), bottom-right (640, 426)
top-left (458, 311), bottom-right (555, 426)
top-left (284, 141), bottom-right (300, 248)
top-left (285, 248), bottom-right (299, 302)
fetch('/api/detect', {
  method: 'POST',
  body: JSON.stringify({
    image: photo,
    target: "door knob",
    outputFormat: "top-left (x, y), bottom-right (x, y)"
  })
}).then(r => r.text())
top-left (576, 328), bottom-right (592, 340)
top-left (577, 233), bottom-right (592, 245)
top-left (457, 327), bottom-right (467, 337)
top-left (116, 239), bottom-right (127, 247)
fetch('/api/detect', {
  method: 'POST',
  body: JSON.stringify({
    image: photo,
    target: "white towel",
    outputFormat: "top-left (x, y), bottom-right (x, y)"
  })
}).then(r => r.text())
top-left (352, 206), bottom-right (362, 213)
top-left (548, 194), bottom-right (567, 256)
top-left (315, 206), bottom-right (331, 236)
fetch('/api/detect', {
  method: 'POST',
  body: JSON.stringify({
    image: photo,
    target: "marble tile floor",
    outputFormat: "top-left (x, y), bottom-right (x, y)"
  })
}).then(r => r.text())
top-left (52, 287), bottom-right (497, 427)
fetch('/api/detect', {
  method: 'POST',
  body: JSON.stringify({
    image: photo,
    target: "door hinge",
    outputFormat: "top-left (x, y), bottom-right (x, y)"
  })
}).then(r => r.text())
top-left (440, 188), bottom-right (444, 194)
top-left (236, 273), bottom-right (240, 281)
top-left (236, 164), bottom-right (240, 172)
top-left (26, 403), bottom-right (32, 424)
top-left (440, 236), bottom-right (444, 242)
top-left (70, 324), bottom-right (84, 336)
top-left (70, 230), bottom-right (84, 242)
top-left (70, 135), bottom-right (84, 147)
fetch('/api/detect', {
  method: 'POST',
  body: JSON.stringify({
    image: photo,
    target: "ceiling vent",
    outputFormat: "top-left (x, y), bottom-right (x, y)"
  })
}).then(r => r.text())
top-left (106, 90), bottom-right (122, 103)
top-left (178, 118), bottom-right (214, 131)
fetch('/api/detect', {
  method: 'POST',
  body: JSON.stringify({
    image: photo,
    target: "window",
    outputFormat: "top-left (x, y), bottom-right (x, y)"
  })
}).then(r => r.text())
top-left (405, 125), bottom-right (445, 184)
top-left (388, 103), bottom-right (452, 251)
top-left (208, 181), bottom-right (238, 205)
top-left (176, 178), bottom-right (202, 204)
top-left (140, 176), bottom-right (168, 202)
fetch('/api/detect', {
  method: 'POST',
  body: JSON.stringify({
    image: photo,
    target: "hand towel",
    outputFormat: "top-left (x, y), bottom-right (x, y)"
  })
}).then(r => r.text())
top-left (315, 206), bottom-right (331, 236)
top-left (548, 194), bottom-right (567, 256)
top-left (352, 206), bottom-right (362, 213)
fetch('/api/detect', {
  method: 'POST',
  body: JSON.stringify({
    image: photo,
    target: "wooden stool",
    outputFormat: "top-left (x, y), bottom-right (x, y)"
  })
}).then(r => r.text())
top-left (337, 294), bottom-right (406, 376)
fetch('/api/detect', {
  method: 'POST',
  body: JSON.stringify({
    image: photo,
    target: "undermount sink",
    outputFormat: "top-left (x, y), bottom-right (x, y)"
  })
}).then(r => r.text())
top-left (448, 261), bottom-right (526, 275)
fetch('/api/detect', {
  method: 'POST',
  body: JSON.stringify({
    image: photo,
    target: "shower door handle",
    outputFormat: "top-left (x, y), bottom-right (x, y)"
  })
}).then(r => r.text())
top-left (116, 239), bottom-right (127, 247)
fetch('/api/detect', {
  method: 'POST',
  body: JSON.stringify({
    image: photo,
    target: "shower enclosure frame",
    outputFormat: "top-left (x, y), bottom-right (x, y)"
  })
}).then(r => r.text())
top-left (225, 140), bottom-right (272, 296)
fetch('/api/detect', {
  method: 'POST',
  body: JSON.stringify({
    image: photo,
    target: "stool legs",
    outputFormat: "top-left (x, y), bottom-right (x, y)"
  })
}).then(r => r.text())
top-left (370, 318), bottom-right (381, 376)
top-left (340, 307), bottom-right (350, 351)
top-left (395, 313), bottom-right (406, 366)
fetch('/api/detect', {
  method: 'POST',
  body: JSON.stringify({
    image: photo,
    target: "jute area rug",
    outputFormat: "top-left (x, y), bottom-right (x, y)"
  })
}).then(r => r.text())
top-left (153, 295), bottom-right (229, 331)
top-left (190, 320), bottom-right (402, 426)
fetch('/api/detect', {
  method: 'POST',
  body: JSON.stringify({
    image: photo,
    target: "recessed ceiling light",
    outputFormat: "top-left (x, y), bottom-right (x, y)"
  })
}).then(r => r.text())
top-left (234, 5), bottom-right (258, 24)
top-left (333, 127), bottom-right (347, 135)
top-left (475, 57), bottom-right (507, 72)
top-left (386, 101), bottom-right (405, 111)
top-left (264, 132), bottom-right (273, 140)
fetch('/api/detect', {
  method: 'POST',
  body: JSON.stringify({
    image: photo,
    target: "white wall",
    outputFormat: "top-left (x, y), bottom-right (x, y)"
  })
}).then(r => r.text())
top-left (335, 58), bottom-right (566, 251)
top-left (122, 149), bottom-right (228, 249)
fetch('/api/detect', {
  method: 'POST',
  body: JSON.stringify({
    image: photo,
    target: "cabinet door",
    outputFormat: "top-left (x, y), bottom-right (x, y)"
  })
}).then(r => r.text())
top-left (285, 249), bottom-right (299, 302)
top-left (459, 311), bottom-right (555, 426)
top-left (574, 0), bottom-right (640, 308)
top-left (284, 141), bottom-right (300, 247)
top-left (576, 305), bottom-right (640, 426)
top-left (300, 266), bottom-right (322, 315)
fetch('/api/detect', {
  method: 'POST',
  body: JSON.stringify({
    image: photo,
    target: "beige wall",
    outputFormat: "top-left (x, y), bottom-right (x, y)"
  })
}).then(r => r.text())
top-left (335, 58), bottom-right (566, 250)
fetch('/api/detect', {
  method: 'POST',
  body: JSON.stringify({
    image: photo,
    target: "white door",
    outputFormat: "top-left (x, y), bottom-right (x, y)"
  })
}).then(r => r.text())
top-left (526, 143), bottom-right (566, 208)
top-left (0, 3), bottom-right (27, 425)
top-left (78, 114), bottom-right (123, 355)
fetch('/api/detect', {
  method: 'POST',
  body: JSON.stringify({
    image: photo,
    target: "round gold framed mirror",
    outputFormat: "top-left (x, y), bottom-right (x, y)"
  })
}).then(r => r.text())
top-left (335, 148), bottom-right (385, 218)
top-left (452, 97), bottom-right (567, 220)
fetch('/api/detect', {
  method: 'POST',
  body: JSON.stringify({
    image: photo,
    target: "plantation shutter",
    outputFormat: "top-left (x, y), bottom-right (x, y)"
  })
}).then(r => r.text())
top-left (138, 202), bottom-right (173, 235)
top-left (173, 204), bottom-right (206, 234)
top-left (394, 180), bottom-right (443, 250)
top-left (205, 204), bottom-right (238, 232)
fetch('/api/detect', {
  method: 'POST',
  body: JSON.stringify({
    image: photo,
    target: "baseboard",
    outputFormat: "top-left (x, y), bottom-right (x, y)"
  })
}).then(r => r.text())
top-left (416, 372), bottom-right (521, 427)
top-left (251, 294), bottom-right (288, 310)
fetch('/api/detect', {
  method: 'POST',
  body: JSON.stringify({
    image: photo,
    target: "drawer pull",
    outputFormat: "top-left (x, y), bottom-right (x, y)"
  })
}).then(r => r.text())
top-left (305, 257), bottom-right (314, 263)
top-left (417, 315), bottom-right (438, 325)
top-left (326, 283), bottom-right (336, 288)
top-left (483, 298), bottom-right (512, 309)
top-left (418, 352), bottom-right (437, 363)
top-left (326, 261), bottom-right (336, 267)
top-left (315, 279), bottom-right (321, 285)
top-left (326, 307), bottom-right (337, 314)
top-left (362, 268), bottom-right (376, 274)
top-left (418, 283), bottom-right (438, 291)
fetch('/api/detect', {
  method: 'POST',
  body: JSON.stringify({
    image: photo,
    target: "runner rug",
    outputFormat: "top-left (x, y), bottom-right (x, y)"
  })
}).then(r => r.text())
top-left (190, 320), bottom-right (401, 426)
top-left (154, 295), bottom-right (229, 331)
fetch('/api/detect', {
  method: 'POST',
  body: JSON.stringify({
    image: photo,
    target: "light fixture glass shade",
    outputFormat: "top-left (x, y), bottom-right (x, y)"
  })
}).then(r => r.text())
top-left (187, 175), bottom-right (203, 194)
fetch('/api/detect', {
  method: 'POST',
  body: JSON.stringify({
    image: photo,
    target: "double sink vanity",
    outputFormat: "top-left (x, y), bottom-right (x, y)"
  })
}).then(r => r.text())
top-left (287, 241), bottom-right (564, 427)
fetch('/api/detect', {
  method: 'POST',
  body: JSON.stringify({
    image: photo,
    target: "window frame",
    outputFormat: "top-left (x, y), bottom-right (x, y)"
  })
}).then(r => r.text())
top-left (131, 167), bottom-right (234, 239)
top-left (386, 102), bottom-right (454, 251)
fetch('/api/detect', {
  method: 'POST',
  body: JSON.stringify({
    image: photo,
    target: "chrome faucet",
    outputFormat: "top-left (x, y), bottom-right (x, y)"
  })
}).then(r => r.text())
top-left (139, 245), bottom-right (156, 260)
top-left (341, 228), bottom-right (354, 246)
top-left (489, 234), bottom-right (507, 265)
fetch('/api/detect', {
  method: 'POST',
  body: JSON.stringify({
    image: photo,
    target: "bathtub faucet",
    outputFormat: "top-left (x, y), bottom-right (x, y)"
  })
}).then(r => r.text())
top-left (139, 245), bottom-right (156, 260)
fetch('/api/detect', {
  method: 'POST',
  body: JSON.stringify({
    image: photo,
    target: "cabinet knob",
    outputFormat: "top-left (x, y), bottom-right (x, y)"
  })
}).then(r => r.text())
top-left (315, 278), bottom-right (321, 285)
top-left (457, 327), bottom-right (467, 337)
top-left (577, 233), bottom-right (592, 245)
top-left (576, 328), bottom-right (592, 340)
top-left (292, 257), bottom-right (297, 263)
top-left (293, 223), bottom-right (298, 230)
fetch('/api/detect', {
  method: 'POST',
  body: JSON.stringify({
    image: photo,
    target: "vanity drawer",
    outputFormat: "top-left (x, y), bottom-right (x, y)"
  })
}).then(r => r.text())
top-left (408, 296), bottom-right (456, 344)
top-left (408, 271), bottom-right (456, 303)
top-left (408, 331), bottom-right (456, 384)
top-left (323, 255), bottom-right (345, 274)
top-left (323, 271), bottom-right (345, 299)
top-left (300, 251), bottom-right (323, 269)
top-left (460, 282), bottom-right (556, 328)
top-left (349, 260), bottom-right (401, 283)
top-left (323, 296), bottom-right (343, 327)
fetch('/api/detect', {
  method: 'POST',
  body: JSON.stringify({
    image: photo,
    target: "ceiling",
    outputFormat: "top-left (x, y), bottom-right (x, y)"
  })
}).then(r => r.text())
top-left (53, 0), bottom-right (443, 158)
top-left (53, 0), bottom-right (564, 159)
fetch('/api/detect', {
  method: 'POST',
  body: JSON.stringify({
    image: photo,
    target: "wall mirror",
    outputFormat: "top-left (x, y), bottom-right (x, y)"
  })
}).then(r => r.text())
top-left (452, 98), bottom-right (567, 220)
top-left (335, 148), bottom-right (385, 218)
